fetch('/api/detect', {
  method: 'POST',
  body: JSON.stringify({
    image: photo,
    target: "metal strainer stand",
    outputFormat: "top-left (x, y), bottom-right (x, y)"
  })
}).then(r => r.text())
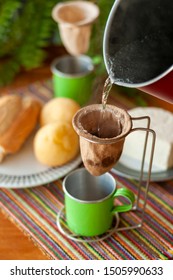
top-left (57, 115), bottom-right (156, 242)
top-left (115, 115), bottom-right (156, 232)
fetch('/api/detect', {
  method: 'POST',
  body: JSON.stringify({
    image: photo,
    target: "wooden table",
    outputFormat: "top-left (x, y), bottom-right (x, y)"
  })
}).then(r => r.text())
top-left (0, 60), bottom-right (173, 260)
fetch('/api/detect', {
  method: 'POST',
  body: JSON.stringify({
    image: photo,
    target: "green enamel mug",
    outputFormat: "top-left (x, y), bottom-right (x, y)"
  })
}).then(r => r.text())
top-left (51, 55), bottom-right (94, 106)
top-left (63, 168), bottom-right (135, 236)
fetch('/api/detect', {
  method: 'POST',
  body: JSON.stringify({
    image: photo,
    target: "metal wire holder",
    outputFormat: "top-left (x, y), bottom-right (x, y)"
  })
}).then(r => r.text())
top-left (115, 115), bottom-right (156, 232)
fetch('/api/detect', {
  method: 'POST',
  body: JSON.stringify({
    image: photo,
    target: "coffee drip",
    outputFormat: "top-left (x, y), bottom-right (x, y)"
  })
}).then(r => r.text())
top-left (101, 76), bottom-right (113, 110)
top-left (97, 76), bottom-right (121, 139)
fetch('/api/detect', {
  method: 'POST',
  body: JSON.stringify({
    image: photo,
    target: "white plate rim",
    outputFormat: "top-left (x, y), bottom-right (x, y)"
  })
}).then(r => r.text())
top-left (112, 161), bottom-right (173, 182)
top-left (0, 155), bottom-right (82, 189)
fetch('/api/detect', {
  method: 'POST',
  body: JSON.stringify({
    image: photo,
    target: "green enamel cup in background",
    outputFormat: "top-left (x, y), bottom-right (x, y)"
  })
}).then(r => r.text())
top-left (51, 55), bottom-right (94, 106)
top-left (63, 168), bottom-right (135, 236)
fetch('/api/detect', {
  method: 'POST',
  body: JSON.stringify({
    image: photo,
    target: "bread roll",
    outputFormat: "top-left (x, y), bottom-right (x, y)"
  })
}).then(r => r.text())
top-left (34, 121), bottom-right (79, 167)
top-left (40, 97), bottom-right (80, 126)
top-left (0, 95), bottom-right (41, 162)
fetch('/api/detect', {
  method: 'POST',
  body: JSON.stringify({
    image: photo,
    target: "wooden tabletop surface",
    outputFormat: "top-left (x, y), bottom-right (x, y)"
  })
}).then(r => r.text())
top-left (0, 54), bottom-right (173, 260)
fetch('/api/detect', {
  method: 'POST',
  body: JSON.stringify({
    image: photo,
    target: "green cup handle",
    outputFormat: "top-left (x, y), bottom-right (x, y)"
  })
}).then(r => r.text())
top-left (112, 187), bottom-right (135, 213)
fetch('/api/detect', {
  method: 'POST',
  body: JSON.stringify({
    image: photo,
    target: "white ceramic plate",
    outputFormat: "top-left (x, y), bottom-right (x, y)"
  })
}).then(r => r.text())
top-left (112, 154), bottom-right (173, 182)
top-left (0, 134), bottom-right (82, 188)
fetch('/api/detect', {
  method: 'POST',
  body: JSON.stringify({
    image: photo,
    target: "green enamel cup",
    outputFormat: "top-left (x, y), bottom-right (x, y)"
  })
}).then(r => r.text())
top-left (63, 168), bottom-right (135, 236)
top-left (51, 55), bottom-right (94, 106)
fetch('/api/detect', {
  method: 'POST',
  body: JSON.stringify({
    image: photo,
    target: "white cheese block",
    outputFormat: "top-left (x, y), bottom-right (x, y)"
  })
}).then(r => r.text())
top-left (120, 107), bottom-right (173, 172)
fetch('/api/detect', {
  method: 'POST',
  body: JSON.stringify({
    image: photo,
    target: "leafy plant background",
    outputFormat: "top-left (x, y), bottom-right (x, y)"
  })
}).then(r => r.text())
top-left (0, 0), bottom-right (115, 86)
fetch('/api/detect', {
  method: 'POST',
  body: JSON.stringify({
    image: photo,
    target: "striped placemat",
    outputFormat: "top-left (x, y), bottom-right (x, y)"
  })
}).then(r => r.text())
top-left (0, 174), bottom-right (173, 260)
top-left (0, 80), bottom-right (173, 259)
